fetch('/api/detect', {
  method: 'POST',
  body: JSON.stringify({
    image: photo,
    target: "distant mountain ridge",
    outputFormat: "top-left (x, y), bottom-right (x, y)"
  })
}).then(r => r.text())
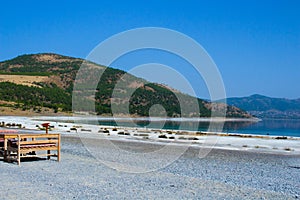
top-left (0, 53), bottom-right (252, 118)
top-left (226, 94), bottom-right (300, 119)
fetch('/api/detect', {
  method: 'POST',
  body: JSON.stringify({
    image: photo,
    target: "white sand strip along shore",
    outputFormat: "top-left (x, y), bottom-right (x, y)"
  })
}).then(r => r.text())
top-left (0, 116), bottom-right (299, 155)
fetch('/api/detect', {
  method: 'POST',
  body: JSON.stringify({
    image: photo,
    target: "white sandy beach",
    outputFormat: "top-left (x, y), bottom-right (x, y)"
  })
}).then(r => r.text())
top-left (0, 132), bottom-right (299, 199)
top-left (0, 116), bottom-right (300, 199)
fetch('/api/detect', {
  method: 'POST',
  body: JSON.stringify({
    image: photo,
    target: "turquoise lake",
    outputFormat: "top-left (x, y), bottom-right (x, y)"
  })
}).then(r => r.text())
top-left (92, 118), bottom-right (300, 137)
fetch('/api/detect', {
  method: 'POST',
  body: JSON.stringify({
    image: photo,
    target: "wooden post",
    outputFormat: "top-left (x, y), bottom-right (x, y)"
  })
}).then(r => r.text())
top-left (4, 137), bottom-right (7, 161)
top-left (17, 135), bottom-right (21, 166)
top-left (42, 123), bottom-right (50, 159)
top-left (57, 134), bottom-right (61, 162)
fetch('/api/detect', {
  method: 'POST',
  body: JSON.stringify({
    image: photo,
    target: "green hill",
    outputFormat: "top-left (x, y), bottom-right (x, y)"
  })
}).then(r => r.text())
top-left (0, 53), bottom-right (252, 118)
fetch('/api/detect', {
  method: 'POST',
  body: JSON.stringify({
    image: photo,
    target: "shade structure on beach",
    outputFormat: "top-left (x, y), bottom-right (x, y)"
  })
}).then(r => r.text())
top-left (41, 123), bottom-right (50, 134)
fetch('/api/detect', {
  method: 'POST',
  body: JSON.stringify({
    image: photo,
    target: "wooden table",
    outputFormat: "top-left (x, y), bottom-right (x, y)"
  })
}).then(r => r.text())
top-left (0, 133), bottom-right (60, 165)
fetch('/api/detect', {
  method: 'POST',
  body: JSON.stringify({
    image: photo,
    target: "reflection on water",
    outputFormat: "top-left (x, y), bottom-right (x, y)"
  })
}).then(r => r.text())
top-left (223, 121), bottom-right (256, 131)
top-left (221, 119), bottom-right (300, 137)
top-left (94, 119), bottom-right (300, 137)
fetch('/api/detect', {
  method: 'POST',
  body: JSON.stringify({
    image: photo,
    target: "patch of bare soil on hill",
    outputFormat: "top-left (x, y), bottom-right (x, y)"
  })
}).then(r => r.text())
top-left (0, 75), bottom-right (63, 88)
top-left (0, 75), bottom-right (49, 87)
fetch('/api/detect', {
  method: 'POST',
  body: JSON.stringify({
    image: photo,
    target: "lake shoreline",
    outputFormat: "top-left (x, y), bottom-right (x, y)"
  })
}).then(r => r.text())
top-left (0, 115), bottom-right (299, 156)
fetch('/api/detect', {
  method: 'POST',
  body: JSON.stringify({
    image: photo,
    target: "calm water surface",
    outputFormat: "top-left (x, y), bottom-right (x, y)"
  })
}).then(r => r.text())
top-left (93, 118), bottom-right (300, 137)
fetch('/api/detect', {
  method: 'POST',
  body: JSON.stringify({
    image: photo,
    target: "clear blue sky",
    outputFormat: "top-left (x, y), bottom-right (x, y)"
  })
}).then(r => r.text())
top-left (1, 0), bottom-right (299, 99)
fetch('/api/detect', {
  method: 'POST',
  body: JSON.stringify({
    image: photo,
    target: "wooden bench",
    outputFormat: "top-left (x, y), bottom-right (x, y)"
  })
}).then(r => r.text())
top-left (5, 134), bottom-right (60, 165)
top-left (0, 130), bottom-right (19, 159)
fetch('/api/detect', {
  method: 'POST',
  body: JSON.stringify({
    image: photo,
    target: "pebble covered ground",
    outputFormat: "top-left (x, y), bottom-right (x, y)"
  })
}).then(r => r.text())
top-left (0, 135), bottom-right (299, 199)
